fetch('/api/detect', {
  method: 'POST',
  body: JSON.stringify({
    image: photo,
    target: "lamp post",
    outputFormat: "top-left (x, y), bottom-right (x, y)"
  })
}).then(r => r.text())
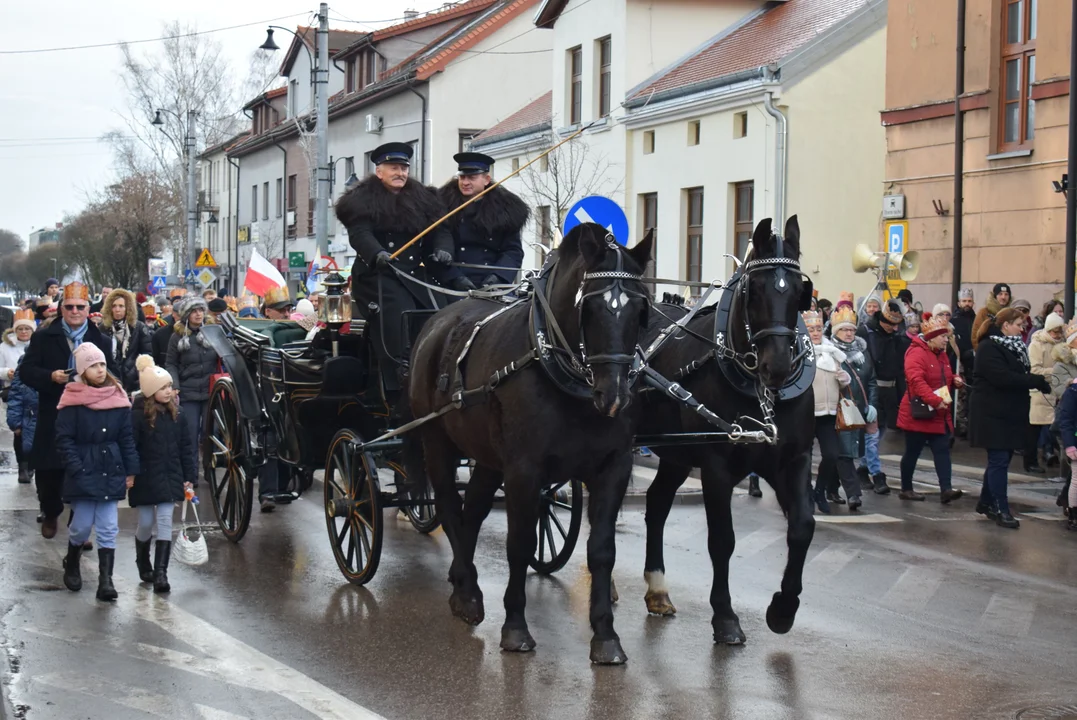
top-left (50, 257), bottom-right (57, 279)
top-left (329, 155), bottom-right (359, 195)
top-left (152, 108), bottom-right (198, 283)
top-left (259, 3), bottom-right (330, 259)
top-left (1067, 0), bottom-right (1077, 319)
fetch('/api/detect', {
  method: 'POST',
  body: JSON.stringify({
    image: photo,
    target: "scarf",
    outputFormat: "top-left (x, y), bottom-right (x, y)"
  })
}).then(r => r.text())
top-left (990, 334), bottom-right (1030, 370)
top-left (61, 320), bottom-right (90, 370)
top-left (111, 321), bottom-right (130, 361)
top-left (814, 339), bottom-right (846, 373)
top-left (831, 335), bottom-right (866, 368)
top-left (56, 381), bottom-right (131, 410)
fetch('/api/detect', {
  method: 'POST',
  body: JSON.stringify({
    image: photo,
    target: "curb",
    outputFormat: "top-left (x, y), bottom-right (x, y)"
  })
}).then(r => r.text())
top-left (622, 489), bottom-right (704, 506)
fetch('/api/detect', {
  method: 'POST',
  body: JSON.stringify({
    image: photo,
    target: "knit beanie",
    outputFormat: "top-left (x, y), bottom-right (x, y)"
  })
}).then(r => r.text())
top-left (1045, 313), bottom-right (1066, 332)
top-left (73, 342), bottom-right (106, 377)
top-left (136, 354), bottom-right (172, 397)
top-left (932, 303), bottom-right (951, 317)
top-left (1011, 298), bottom-right (1032, 312)
top-left (179, 297), bottom-right (208, 323)
top-left (992, 283), bottom-right (1011, 298)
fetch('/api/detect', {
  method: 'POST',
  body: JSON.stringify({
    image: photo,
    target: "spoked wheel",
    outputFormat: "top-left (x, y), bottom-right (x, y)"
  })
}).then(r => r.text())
top-left (325, 429), bottom-right (383, 585)
top-left (392, 462), bottom-right (440, 534)
top-left (204, 379), bottom-right (253, 543)
top-left (530, 479), bottom-right (584, 574)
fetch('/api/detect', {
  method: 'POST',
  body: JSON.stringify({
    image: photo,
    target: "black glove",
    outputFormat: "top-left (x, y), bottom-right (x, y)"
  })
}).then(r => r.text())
top-left (431, 249), bottom-right (453, 266)
top-left (481, 274), bottom-right (501, 287)
top-left (1034, 375), bottom-right (1052, 394)
top-left (451, 276), bottom-right (477, 292)
top-left (373, 251), bottom-right (393, 271)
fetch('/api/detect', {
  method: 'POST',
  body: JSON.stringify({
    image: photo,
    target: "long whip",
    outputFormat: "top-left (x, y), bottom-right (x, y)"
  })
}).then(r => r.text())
top-left (389, 120), bottom-right (598, 260)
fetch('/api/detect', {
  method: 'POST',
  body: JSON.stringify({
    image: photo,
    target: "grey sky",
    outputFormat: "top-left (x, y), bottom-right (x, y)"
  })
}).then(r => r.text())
top-left (0, 0), bottom-right (441, 246)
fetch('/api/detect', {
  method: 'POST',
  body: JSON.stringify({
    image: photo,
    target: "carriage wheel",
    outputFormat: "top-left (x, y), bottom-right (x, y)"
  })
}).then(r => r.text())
top-left (530, 479), bottom-right (583, 575)
top-left (325, 429), bottom-right (383, 585)
top-left (204, 379), bottom-right (253, 543)
top-left (393, 464), bottom-right (440, 535)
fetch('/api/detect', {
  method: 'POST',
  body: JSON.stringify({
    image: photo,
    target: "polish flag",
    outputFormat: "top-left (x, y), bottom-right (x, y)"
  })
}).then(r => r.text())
top-left (244, 248), bottom-right (287, 296)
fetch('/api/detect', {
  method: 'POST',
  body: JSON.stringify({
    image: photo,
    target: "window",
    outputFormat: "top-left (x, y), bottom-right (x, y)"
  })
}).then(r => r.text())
top-left (734, 181), bottom-right (754, 261)
top-left (262, 182), bottom-right (269, 221)
top-left (275, 178), bottom-right (283, 218)
top-left (346, 58), bottom-right (357, 93)
top-left (539, 154), bottom-right (549, 173)
top-left (641, 193), bottom-right (657, 278)
top-left (688, 120), bottom-right (701, 146)
top-left (251, 185), bottom-right (258, 223)
top-left (363, 151), bottom-right (374, 176)
top-left (289, 79), bottom-right (298, 116)
top-left (511, 157), bottom-right (520, 172)
top-left (643, 130), bottom-right (655, 154)
top-left (686, 188), bottom-right (703, 284)
top-left (598, 37), bottom-right (612, 118)
top-left (569, 46), bottom-right (583, 125)
top-left (344, 157), bottom-right (355, 184)
top-left (307, 197), bottom-right (315, 236)
top-left (286, 175), bottom-right (297, 211)
top-left (365, 50), bottom-right (379, 86)
top-left (734, 112), bottom-right (748, 139)
top-left (459, 130), bottom-right (482, 153)
top-left (1000, 0), bottom-right (1037, 149)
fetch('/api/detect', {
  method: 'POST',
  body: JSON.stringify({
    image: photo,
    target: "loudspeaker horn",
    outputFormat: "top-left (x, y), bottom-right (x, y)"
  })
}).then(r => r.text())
top-left (897, 250), bottom-right (920, 282)
top-left (852, 244), bottom-right (880, 274)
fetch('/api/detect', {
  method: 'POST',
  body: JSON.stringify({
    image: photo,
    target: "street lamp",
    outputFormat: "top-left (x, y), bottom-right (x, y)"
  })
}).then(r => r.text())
top-left (329, 155), bottom-right (358, 195)
top-left (152, 107), bottom-right (198, 283)
top-left (258, 4), bottom-right (330, 259)
top-left (207, 213), bottom-right (219, 225)
top-left (50, 257), bottom-right (57, 278)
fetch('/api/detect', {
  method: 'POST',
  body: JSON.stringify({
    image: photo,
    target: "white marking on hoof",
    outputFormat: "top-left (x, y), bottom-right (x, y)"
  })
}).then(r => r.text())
top-left (644, 570), bottom-right (668, 594)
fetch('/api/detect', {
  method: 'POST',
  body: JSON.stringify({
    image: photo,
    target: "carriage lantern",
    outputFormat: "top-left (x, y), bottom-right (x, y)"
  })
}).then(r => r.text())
top-left (319, 272), bottom-right (352, 326)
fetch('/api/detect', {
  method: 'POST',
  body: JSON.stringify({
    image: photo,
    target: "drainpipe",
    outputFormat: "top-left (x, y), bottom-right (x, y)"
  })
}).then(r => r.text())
top-left (953, 0), bottom-right (966, 309)
top-left (228, 157), bottom-right (240, 295)
top-left (1066, 0), bottom-right (1077, 319)
top-left (762, 90), bottom-right (787, 228)
top-left (274, 142), bottom-right (288, 262)
top-left (406, 82), bottom-right (428, 183)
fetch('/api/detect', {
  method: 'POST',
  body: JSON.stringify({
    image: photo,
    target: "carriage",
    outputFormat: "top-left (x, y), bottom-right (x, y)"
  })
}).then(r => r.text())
top-left (199, 276), bottom-right (583, 585)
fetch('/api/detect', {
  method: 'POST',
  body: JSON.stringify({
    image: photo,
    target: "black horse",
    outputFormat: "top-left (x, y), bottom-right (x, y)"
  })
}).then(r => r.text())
top-left (409, 222), bottom-right (653, 664)
top-left (637, 216), bottom-right (816, 645)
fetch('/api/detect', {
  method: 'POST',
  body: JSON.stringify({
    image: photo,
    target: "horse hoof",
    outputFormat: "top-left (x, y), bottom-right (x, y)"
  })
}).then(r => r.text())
top-left (449, 591), bottom-right (485, 626)
top-left (644, 591), bottom-right (677, 616)
top-left (765, 592), bottom-right (799, 635)
top-left (500, 626), bottom-right (536, 653)
top-left (713, 616), bottom-right (746, 645)
top-left (590, 637), bottom-right (628, 665)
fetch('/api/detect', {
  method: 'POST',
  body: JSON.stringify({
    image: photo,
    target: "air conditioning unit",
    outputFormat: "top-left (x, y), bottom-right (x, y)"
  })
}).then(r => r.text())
top-left (287, 210), bottom-right (296, 227)
top-left (365, 114), bottom-right (383, 134)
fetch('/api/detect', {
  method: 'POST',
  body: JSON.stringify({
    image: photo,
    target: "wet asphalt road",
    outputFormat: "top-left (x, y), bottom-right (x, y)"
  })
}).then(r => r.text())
top-left (1, 431), bottom-right (1076, 720)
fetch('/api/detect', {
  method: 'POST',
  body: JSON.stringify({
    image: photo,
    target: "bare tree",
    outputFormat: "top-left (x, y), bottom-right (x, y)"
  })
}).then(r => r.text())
top-left (0, 229), bottom-right (23, 258)
top-left (517, 134), bottom-right (624, 243)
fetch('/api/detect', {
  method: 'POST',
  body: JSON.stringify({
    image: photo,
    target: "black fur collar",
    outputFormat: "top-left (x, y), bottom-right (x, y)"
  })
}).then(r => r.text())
top-left (334, 175), bottom-right (443, 235)
top-left (437, 181), bottom-right (530, 235)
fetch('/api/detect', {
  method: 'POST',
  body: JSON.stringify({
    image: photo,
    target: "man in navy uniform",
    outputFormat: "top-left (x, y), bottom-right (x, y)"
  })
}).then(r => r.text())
top-left (335, 142), bottom-right (454, 393)
top-left (437, 152), bottom-right (529, 290)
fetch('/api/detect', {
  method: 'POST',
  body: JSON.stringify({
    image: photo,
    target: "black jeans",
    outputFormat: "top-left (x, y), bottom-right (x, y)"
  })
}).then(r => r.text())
top-left (877, 385), bottom-right (900, 431)
top-left (814, 415), bottom-right (860, 499)
top-left (12, 432), bottom-right (24, 464)
top-left (35, 468), bottom-right (64, 519)
top-left (900, 431), bottom-right (952, 492)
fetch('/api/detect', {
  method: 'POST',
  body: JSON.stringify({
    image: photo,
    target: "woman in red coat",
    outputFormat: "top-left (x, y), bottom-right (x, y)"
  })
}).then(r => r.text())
top-left (897, 313), bottom-right (966, 503)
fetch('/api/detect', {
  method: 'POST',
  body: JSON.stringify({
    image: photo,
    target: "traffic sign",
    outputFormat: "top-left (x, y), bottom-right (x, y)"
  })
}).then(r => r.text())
top-left (150, 276), bottom-right (167, 291)
top-left (184, 269), bottom-right (197, 283)
top-left (886, 221), bottom-right (907, 255)
top-left (195, 248), bottom-right (217, 268)
top-left (288, 251), bottom-right (306, 269)
top-left (563, 196), bottom-right (630, 245)
top-left (196, 268), bottom-right (216, 287)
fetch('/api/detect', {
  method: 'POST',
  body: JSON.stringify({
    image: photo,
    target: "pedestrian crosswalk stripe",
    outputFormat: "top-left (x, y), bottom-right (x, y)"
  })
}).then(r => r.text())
top-left (732, 528), bottom-right (785, 558)
top-left (197, 705), bottom-right (255, 720)
top-left (806, 544), bottom-right (859, 579)
top-left (978, 594), bottom-right (1036, 637)
top-left (815, 513), bottom-right (902, 524)
top-left (881, 567), bottom-right (944, 613)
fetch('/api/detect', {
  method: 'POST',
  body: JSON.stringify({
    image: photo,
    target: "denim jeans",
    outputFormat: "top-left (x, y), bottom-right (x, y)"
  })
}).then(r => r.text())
top-left (861, 429), bottom-right (882, 475)
top-left (899, 431), bottom-right (952, 492)
top-left (980, 449), bottom-right (1014, 514)
top-left (69, 500), bottom-right (119, 549)
top-left (135, 503), bottom-right (175, 542)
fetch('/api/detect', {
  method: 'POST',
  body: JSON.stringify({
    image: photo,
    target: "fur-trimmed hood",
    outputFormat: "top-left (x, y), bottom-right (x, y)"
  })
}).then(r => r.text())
top-left (1052, 341), bottom-right (1077, 366)
top-left (986, 293), bottom-right (1008, 316)
top-left (2, 328), bottom-right (17, 347)
top-left (436, 181), bottom-right (530, 235)
top-left (101, 288), bottom-right (137, 329)
top-left (334, 175), bottom-right (444, 236)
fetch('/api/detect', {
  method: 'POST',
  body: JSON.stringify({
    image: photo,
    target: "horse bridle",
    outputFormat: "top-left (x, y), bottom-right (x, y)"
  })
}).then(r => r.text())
top-left (725, 232), bottom-right (813, 375)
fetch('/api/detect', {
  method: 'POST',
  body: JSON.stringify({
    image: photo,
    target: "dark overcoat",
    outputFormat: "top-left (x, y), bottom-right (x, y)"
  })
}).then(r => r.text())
top-left (152, 315), bottom-right (176, 366)
top-left (437, 182), bottom-right (529, 286)
top-left (165, 322), bottom-right (219, 402)
top-left (17, 319), bottom-right (119, 470)
top-left (970, 326), bottom-right (1048, 450)
top-left (55, 402), bottom-right (139, 503)
top-left (128, 396), bottom-right (195, 507)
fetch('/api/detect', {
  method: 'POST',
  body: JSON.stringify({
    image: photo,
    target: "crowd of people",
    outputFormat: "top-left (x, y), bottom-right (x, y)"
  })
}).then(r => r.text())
top-left (802, 284), bottom-right (1076, 531)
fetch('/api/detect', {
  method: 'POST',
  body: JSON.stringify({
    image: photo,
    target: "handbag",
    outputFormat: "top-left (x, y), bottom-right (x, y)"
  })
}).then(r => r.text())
top-left (836, 396), bottom-right (866, 430)
top-left (908, 360), bottom-right (948, 420)
top-left (172, 498), bottom-right (209, 566)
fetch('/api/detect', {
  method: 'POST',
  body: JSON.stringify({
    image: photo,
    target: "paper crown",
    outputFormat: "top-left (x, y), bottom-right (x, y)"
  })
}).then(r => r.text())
top-left (62, 282), bottom-right (90, 302)
top-left (13, 308), bottom-right (34, 322)
top-left (1065, 318), bottom-right (1077, 344)
top-left (263, 285), bottom-right (291, 308)
top-left (830, 305), bottom-right (858, 330)
top-left (881, 302), bottom-right (904, 324)
top-left (802, 310), bottom-right (822, 325)
top-left (921, 312), bottom-right (950, 340)
top-left (223, 295), bottom-right (239, 313)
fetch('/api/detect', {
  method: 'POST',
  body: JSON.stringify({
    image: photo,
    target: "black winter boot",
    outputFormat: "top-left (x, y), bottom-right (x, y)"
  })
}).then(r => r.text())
top-left (747, 475), bottom-right (763, 498)
top-left (135, 539), bottom-right (154, 583)
top-left (62, 542), bottom-right (82, 592)
top-left (96, 548), bottom-right (117, 601)
top-left (153, 541), bottom-right (172, 594)
top-left (872, 472), bottom-right (891, 495)
top-left (1066, 507), bottom-right (1077, 531)
top-left (17, 463), bottom-right (30, 484)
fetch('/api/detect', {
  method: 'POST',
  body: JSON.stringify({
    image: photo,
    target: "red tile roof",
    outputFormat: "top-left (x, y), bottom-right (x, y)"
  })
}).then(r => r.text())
top-left (415, 0), bottom-right (541, 80)
top-left (282, 27), bottom-right (368, 75)
top-left (472, 91), bottom-right (552, 145)
top-left (627, 0), bottom-right (871, 102)
top-left (373, 0), bottom-right (498, 40)
top-left (266, 86), bottom-right (287, 100)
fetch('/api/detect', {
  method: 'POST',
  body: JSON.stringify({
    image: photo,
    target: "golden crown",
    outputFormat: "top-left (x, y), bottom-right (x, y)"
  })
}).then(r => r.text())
top-left (921, 312), bottom-right (950, 339)
top-left (830, 305), bottom-right (858, 329)
top-left (263, 285), bottom-right (292, 308)
top-left (62, 282), bottom-right (90, 301)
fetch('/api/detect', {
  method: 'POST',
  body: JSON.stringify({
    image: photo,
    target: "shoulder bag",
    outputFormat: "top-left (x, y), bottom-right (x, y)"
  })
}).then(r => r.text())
top-left (836, 368), bottom-right (867, 431)
top-left (908, 359), bottom-right (947, 420)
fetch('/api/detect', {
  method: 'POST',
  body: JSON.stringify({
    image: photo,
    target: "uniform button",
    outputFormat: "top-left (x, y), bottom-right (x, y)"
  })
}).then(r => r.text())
top-left (388, 242), bottom-right (394, 248)
top-left (409, 256), bottom-right (414, 260)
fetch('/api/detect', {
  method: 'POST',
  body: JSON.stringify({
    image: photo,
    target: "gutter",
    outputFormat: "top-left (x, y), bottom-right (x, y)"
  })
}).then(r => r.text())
top-left (471, 122), bottom-right (553, 150)
top-left (228, 156), bottom-right (240, 294)
top-left (762, 80), bottom-right (787, 229)
top-left (406, 82), bottom-right (428, 183)
top-left (274, 142), bottom-right (288, 260)
top-left (623, 66), bottom-right (767, 109)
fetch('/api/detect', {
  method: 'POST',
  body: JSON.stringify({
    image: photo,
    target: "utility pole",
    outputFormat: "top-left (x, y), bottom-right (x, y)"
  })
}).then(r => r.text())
top-left (1066, 0), bottom-right (1077, 319)
top-left (187, 109), bottom-right (198, 283)
top-left (952, 0), bottom-right (966, 310)
top-left (314, 3), bottom-right (330, 258)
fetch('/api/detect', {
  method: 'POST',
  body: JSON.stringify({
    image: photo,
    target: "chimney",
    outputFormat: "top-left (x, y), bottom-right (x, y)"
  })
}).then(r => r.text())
top-left (403, 8), bottom-right (419, 19)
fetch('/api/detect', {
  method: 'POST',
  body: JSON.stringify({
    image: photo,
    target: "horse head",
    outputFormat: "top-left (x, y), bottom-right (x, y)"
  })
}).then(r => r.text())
top-left (738, 215), bottom-right (811, 390)
top-left (553, 222), bottom-right (654, 417)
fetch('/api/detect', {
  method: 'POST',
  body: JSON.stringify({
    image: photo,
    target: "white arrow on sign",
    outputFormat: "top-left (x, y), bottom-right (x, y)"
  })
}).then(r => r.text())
top-left (573, 207), bottom-right (614, 234)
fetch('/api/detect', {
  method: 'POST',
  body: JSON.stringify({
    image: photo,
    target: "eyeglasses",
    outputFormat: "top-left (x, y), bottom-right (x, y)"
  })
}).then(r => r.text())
top-left (63, 304), bottom-right (88, 312)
